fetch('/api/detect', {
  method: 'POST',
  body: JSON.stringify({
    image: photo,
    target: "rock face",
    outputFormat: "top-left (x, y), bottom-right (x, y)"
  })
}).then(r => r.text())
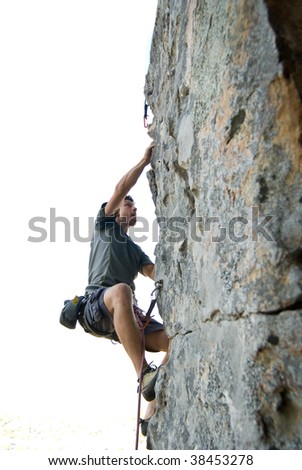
top-left (145, 0), bottom-right (302, 449)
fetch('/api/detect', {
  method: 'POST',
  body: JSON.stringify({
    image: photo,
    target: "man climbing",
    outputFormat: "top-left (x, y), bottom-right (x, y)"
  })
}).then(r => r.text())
top-left (79, 141), bottom-right (169, 435)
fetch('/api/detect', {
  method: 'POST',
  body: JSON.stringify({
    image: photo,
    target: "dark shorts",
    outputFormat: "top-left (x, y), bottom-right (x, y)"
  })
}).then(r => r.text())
top-left (78, 287), bottom-right (164, 343)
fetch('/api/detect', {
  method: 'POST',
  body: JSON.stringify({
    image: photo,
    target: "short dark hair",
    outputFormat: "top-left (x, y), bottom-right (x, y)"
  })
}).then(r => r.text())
top-left (101, 195), bottom-right (134, 211)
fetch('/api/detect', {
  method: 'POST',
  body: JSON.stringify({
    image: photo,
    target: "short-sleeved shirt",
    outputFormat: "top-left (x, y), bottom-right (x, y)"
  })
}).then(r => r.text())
top-left (85, 205), bottom-right (153, 294)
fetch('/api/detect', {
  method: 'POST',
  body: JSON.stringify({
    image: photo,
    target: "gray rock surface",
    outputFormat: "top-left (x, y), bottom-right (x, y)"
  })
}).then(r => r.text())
top-left (145, 0), bottom-right (302, 449)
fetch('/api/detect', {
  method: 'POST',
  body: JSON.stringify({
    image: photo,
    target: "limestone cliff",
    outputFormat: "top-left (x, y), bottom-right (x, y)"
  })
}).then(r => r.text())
top-left (145, 0), bottom-right (302, 449)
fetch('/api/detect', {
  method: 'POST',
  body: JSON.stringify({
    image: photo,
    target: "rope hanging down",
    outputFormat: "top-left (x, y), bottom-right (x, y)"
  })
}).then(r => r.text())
top-left (135, 280), bottom-right (163, 450)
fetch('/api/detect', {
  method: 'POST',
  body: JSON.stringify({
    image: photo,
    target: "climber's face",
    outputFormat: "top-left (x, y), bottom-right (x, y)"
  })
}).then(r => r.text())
top-left (116, 200), bottom-right (137, 228)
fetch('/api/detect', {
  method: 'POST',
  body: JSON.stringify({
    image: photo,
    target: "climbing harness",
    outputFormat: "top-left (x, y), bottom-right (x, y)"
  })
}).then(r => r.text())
top-left (144, 100), bottom-right (149, 128)
top-left (135, 280), bottom-right (163, 450)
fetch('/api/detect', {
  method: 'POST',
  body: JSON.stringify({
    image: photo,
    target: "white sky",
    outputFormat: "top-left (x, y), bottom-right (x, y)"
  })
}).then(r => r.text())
top-left (0, 0), bottom-right (161, 449)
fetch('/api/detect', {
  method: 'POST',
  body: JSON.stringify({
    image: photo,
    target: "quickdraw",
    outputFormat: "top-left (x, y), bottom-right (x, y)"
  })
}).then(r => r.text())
top-left (144, 100), bottom-right (149, 128)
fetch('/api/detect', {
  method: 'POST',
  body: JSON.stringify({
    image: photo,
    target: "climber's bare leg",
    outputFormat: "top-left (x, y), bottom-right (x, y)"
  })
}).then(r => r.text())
top-left (103, 283), bottom-right (148, 377)
top-left (144, 330), bottom-right (169, 353)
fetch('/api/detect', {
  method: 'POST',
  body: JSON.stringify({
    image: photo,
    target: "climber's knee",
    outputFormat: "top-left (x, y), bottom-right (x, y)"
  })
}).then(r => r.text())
top-left (103, 283), bottom-right (133, 315)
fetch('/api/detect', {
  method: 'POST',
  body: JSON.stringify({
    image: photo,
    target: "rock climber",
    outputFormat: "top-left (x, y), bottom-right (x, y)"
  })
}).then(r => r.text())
top-left (78, 141), bottom-right (169, 435)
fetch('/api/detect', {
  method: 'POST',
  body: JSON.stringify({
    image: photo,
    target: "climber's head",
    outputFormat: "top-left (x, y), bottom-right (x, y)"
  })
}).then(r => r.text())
top-left (115, 195), bottom-right (137, 230)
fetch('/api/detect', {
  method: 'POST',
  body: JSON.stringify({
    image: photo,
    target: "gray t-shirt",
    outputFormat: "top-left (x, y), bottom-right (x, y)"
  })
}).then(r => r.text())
top-left (86, 205), bottom-right (153, 294)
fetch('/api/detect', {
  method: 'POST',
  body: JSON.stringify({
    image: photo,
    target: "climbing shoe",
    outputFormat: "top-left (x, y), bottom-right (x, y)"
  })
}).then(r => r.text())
top-left (140, 418), bottom-right (150, 437)
top-left (141, 364), bottom-right (160, 402)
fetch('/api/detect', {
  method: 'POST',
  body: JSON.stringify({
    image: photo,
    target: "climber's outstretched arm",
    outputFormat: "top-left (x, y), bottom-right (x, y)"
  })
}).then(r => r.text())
top-left (105, 142), bottom-right (154, 216)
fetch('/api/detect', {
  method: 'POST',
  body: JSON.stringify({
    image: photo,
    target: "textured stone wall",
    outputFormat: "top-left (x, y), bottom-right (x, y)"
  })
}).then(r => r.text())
top-left (145, 0), bottom-right (302, 449)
